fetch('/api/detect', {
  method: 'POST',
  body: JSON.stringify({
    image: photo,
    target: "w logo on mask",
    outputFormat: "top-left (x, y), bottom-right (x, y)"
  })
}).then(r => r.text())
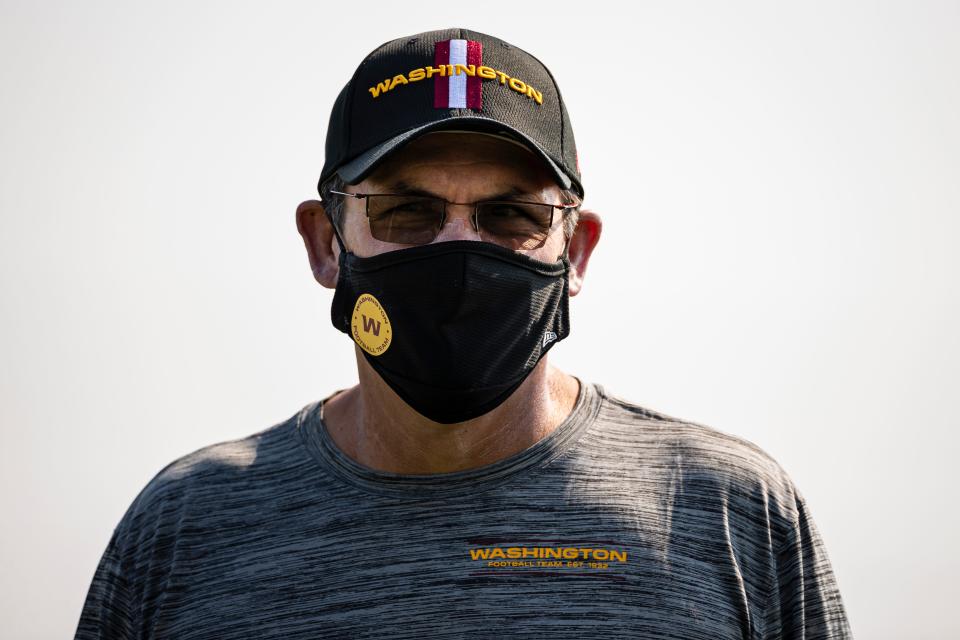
top-left (362, 314), bottom-right (382, 336)
top-left (351, 293), bottom-right (392, 356)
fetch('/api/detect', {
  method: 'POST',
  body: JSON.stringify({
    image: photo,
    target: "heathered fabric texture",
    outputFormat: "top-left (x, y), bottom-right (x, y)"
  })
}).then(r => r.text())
top-left (75, 382), bottom-right (852, 639)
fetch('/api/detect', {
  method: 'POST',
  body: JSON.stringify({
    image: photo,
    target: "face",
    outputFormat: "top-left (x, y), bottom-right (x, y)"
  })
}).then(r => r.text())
top-left (335, 131), bottom-right (573, 262)
top-left (296, 131), bottom-right (602, 297)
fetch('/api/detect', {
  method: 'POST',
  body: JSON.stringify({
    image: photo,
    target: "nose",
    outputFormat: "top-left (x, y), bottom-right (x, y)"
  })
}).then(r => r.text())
top-left (433, 204), bottom-right (480, 243)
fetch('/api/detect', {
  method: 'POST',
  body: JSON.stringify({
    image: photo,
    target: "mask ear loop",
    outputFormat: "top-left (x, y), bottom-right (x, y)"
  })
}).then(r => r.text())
top-left (322, 200), bottom-right (349, 255)
top-left (560, 233), bottom-right (572, 263)
top-left (559, 205), bottom-right (576, 264)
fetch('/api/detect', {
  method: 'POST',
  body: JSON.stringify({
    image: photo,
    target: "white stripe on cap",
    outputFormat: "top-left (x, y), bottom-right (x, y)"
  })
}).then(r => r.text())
top-left (447, 39), bottom-right (468, 108)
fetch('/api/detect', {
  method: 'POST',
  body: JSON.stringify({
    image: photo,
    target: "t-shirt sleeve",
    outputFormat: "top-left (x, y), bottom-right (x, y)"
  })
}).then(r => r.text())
top-left (763, 487), bottom-right (853, 639)
top-left (74, 531), bottom-right (136, 640)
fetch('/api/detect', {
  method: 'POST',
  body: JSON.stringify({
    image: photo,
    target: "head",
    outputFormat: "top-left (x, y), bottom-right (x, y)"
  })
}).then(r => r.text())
top-left (295, 27), bottom-right (602, 424)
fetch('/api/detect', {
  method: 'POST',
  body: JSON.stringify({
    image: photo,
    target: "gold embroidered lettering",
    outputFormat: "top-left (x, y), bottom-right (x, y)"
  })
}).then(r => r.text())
top-left (388, 74), bottom-right (408, 91)
top-left (368, 79), bottom-right (392, 98)
top-left (508, 77), bottom-right (527, 94)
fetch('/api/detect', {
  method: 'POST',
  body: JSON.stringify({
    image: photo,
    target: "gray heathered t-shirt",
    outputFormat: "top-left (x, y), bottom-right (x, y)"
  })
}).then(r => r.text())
top-left (75, 381), bottom-right (852, 639)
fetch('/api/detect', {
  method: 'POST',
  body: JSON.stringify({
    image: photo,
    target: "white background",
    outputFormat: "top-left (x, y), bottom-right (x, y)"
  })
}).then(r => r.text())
top-left (2, 1), bottom-right (957, 638)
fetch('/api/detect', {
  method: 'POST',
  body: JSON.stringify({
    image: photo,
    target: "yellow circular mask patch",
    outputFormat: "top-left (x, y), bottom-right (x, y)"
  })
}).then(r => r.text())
top-left (351, 293), bottom-right (392, 356)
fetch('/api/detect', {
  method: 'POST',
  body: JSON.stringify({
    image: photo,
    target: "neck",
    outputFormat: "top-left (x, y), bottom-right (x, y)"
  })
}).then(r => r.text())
top-left (321, 348), bottom-right (581, 474)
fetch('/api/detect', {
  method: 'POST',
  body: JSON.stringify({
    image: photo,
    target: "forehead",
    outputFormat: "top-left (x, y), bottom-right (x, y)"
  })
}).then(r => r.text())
top-left (365, 130), bottom-right (559, 191)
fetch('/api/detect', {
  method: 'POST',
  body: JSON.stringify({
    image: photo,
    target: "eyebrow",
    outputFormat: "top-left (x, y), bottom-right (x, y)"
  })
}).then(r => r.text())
top-left (382, 179), bottom-right (539, 202)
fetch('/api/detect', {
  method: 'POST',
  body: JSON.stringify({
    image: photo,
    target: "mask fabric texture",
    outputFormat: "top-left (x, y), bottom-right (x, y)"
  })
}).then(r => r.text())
top-left (330, 239), bottom-right (570, 424)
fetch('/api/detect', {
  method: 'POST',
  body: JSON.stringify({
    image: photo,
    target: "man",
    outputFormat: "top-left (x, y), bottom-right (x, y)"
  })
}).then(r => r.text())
top-left (76, 27), bottom-right (852, 639)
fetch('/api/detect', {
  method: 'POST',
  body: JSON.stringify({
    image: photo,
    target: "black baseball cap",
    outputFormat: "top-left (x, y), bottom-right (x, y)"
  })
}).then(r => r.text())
top-left (317, 27), bottom-right (584, 200)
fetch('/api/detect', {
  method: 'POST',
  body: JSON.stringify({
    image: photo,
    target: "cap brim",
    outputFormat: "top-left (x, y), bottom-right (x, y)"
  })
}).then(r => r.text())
top-left (336, 118), bottom-right (574, 191)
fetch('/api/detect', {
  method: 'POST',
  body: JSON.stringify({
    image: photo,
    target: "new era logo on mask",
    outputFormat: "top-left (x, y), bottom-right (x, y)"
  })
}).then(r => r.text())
top-left (542, 331), bottom-right (558, 348)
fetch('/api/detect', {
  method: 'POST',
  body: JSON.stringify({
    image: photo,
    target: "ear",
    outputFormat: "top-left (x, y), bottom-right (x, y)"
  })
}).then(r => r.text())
top-left (295, 199), bottom-right (340, 289)
top-left (566, 209), bottom-right (602, 297)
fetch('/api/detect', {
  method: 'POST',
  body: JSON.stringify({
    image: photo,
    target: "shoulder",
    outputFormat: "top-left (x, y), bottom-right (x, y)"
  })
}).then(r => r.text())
top-left (593, 385), bottom-right (803, 527)
top-left (595, 386), bottom-right (790, 479)
top-left (112, 405), bottom-right (312, 542)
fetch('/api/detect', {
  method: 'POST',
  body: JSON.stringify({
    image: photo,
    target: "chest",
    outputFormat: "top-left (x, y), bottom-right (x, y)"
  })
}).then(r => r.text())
top-left (143, 490), bottom-right (766, 639)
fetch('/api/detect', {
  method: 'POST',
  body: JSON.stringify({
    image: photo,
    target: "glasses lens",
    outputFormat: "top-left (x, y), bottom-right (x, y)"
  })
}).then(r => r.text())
top-left (366, 195), bottom-right (444, 245)
top-left (477, 201), bottom-right (553, 250)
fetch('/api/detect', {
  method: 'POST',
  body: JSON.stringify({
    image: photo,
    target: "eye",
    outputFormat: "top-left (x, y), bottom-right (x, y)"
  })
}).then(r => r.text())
top-left (385, 201), bottom-right (433, 214)
top-left (369, 196), bottom-right (439, 221)
top-left (485, 202), bottom-right (536, 220)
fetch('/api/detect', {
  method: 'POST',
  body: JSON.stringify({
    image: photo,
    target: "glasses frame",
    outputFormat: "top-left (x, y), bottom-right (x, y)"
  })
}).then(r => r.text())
top-left (328, 190), bottom-right (579, 249)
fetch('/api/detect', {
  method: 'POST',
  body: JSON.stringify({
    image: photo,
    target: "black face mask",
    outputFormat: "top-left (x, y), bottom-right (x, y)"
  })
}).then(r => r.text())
top-left (329, 237), bottom-right (570, 424)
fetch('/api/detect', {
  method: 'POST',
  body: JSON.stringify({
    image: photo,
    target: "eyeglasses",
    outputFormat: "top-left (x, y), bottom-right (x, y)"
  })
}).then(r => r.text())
top-left (328, 190), bottom-right (578, 250)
